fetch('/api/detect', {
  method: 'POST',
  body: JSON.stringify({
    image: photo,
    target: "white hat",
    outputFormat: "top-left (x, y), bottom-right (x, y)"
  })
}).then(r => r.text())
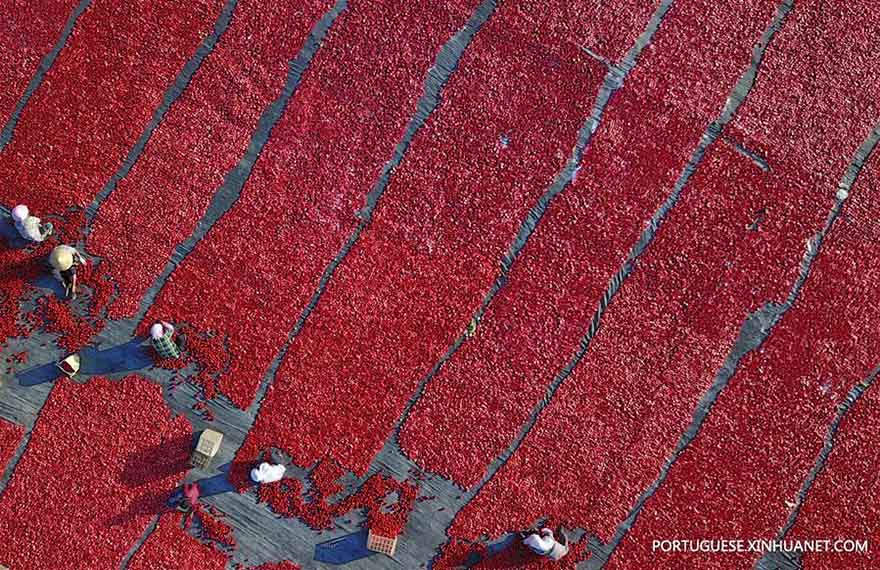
top-left (11, 204), bottom-right (28, 223)
top-left (150, 323), bottom-right (165, 339)
top-left (49, 246), bottom-right (74, 271)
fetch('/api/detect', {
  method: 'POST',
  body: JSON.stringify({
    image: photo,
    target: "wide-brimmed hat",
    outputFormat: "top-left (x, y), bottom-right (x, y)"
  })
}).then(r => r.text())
top-left (49, 246), bottom-right (74, 271)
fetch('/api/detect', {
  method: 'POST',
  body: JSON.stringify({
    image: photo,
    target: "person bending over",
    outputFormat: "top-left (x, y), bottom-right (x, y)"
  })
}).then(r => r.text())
top-left (48, 244), bottom-right (86, 299)
top-left (150, 321), bottom-right (187, 359)
top-left (522, 526), bottom-right (569, 561)
top-left (11, 204), bottom-right (53, 242)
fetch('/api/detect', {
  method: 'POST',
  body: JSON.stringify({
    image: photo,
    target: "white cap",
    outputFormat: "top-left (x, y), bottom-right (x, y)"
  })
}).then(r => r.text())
top-left (12, 204), bottom-right (28, 223)
top-left (150, 323), bottom-right (165, 339)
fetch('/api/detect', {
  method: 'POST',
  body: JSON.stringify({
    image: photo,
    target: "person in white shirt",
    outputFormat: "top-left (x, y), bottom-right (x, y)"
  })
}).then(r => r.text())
top-left (48, 244), bottom-right (86, 299)
top-left (250, 462), bottom-right (286, 484)
top-left (11, 204), bottom-right (53, 242)
top-left (523, 527), bottom-right (569, 561)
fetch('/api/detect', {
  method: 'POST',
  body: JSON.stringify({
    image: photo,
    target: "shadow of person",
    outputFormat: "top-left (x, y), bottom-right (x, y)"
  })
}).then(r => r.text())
top-left (79, 336), bottom-right (153, 375)
top-left (104, 488), bottom-right (170, 528)
top-left (449, 534), bottom-right (549, 569)
top-left (16, 337), bottom-right (156, 388)
top-left (0, 220), bottom-right (34, 248)
top-left (16, 360), bottom-right (66, 387)
top-left (193, 461), bottom-right (251, 498)
top-left (120, 433), bottom-right (194, 487)
top-left (32, 272), bottom-right (69, 299)
top-left (475, 539), bottom-right (545, 569)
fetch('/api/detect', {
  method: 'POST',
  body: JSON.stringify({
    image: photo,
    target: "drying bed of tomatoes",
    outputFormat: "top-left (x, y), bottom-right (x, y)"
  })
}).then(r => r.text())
top-left (434, 535), bottom-right (590, 570)
top-left (1, 0), bottom-right (879, 568)
top-left (540, 0), bottom-right (653, 63)
top-left (486, 0), bottom-right (653, 68)
top-left (440, 138), bottom-right (827, 552)
top-left (787, 380), bottom-right (880, 569)
top-left (0, 0), bottom-right (222, 217)
top-left (155, 330), bottom-right (233, 400)
top-left (726, 1), bottom-right (880, 186)
top-left (599, 3), bottom-right (880, 565)
top-left (195, 503), bottom-right (239, 547)
top-left (0, 417), bottom-right (22, 475)
top-left (0, 214), bottom-right (112, 350)
top-left (143, 0), bottom-right (476, 410)
top-left (255, 469), bottom-right (418, 533)
top-left (604, 162), bottom-right (880, 568)
top-left (0, 238), bottom-right (48, 344)
top-left (235, 0), bottom-right (611, 479)
top-left (0, 376), bottom-right (191, 570)
top-left (432, 0), bottom-right (880, 561)
top-left (128, 512), bottom-right (229, 570)
top-left (87, 0), bottom-right (335, 320)
top-left (120, 507), bottom-right (300, 570)
top-left (399, 0), bottom-right (780, 488)
top-left (33, 294), bottom-right (97, 351)
top-left (0, 0), bottom-right (218, 356)
top-left (9, 257), bottom-right (114, 355)
top-left (0, 0), bottom-right (79, 124)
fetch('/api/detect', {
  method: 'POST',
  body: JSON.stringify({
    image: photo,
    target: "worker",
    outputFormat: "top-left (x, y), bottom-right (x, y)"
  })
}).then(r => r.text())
top-left (250, 462), bottom-right (286, 484)
top-left (522, 527), bottom-right (569, 561)
top-left (11, 204), bottom-right (53, 242)
top-left (149, 321), bottom-right (185, 359)
top-left (177, 481), bottom-right (201, 514)
top-left (48, 244), bottom-right (86, 299)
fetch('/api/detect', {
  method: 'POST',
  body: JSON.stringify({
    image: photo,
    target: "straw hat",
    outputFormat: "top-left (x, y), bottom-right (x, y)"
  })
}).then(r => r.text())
top-left (49, 246), bottom-right (74, 271)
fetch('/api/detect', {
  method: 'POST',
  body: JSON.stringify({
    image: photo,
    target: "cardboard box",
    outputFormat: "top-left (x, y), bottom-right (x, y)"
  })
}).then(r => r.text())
top-left (191, 429), bottom-right (223, 469)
